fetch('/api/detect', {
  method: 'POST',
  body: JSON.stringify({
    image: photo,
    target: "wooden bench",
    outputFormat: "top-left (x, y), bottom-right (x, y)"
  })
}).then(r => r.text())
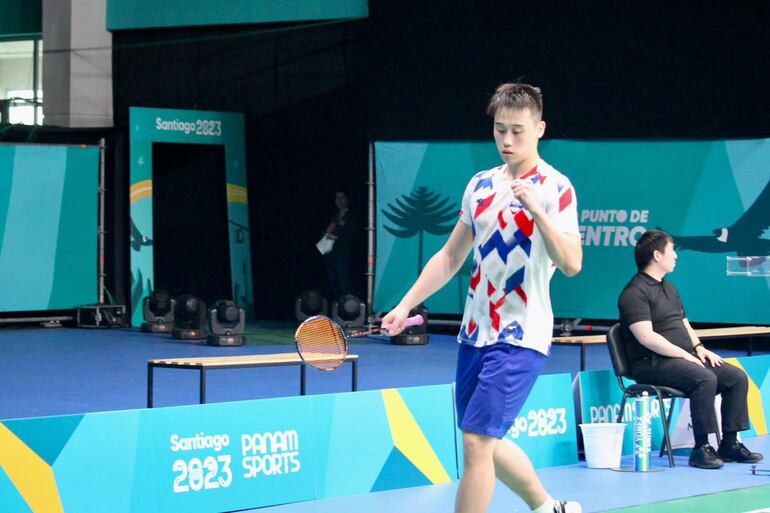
top-left (147, 352), bottom-right (359, 407)
top-left (552, 326), bottom-right (770, 371)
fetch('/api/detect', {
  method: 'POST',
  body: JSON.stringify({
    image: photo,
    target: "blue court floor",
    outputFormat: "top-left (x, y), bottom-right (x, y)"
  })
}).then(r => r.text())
top-left (0, 326), bottom-right (624, 419)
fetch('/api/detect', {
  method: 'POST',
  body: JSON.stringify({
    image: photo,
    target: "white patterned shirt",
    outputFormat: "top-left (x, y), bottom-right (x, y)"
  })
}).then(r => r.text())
top-left (457, 159), bottom-right (579, 355)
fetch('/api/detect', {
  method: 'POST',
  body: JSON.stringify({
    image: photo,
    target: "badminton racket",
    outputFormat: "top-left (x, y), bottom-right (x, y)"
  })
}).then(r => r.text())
top-left (294, 314), bottom-right (424, 370)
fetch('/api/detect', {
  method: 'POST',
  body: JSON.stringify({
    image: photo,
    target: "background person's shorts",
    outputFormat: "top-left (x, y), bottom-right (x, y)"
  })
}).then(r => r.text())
top-left (455, 342), bottom-right (547, 439)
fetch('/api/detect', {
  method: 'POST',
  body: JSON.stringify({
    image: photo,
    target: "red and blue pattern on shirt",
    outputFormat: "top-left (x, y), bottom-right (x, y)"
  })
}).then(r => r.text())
top-left (457, 160), bottom-right (578, 354)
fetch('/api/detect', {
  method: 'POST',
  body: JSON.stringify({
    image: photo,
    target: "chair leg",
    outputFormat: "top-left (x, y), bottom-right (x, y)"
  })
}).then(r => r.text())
top-left (657, 395), bottom-right (675, 468)
top-left (659, 396), bottom-right (676, 458)
top-left (711, 394), bottom-right (722, 447)
top-left (617, 396), bottom-right (628, 423)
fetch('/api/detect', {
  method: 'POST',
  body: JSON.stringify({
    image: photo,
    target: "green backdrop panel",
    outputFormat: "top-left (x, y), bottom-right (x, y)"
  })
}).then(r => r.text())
top-left (0, 0), bottom-right (41, 39)
top-left (129, 106), bottom-right (253, 325)
top-left (107, 0), bottom-right (368, 31)
top-left (0, 144), bottom-right (98, 311)
top-left (373, 139), bottom-right (770, 324)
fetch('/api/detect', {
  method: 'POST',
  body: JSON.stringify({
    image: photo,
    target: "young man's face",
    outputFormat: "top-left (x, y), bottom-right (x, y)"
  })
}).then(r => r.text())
top-left (493, 107), bottom-right (545, 170)
top-left (655, 241), bottom-right (678, 274)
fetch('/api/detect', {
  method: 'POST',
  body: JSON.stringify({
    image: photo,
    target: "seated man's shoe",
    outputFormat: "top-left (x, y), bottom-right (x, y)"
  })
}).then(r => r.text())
top-left (688, 444), bottom-right (724, 469)
top-left (717, 440), bottom-right (763, 463)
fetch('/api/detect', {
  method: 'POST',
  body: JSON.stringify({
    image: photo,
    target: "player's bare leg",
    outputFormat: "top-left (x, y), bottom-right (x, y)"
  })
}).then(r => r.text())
top-left (455, 432), bottom-right (497, 513)
top-left (493, 437), bottom-right (547, 508)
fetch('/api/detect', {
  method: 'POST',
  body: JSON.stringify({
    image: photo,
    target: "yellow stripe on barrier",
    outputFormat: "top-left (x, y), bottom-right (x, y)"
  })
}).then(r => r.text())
top-left (130, 180), bottom-right (153, 204)
top-left (725, 358), bottom-right (767, 435)
top-left (382, 389), bottom-right (451, 484)
top-left (0, 423), bottom-right (64, 513)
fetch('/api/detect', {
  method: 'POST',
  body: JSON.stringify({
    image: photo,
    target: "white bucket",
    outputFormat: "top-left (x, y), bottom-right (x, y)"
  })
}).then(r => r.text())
top-left (579, 423), bottom-right (626, 469)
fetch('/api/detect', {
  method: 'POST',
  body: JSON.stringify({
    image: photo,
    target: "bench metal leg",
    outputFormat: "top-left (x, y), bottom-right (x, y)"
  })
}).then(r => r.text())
top-left (200, 369), bottom-right (207, 404)
top-left (300, 364), bottom-right (307, 395)
top-left (748, 336), bottom-right (753, 357)
top-left (351, 360), bottom-right (358, 391)
top-left (580, 344), bottom-right (586, 372)
top-left (147, 363), bottom-right (154, 408)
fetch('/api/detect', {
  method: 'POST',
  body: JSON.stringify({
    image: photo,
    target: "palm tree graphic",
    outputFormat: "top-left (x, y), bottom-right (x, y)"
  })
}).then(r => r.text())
top-left (382, 186), bottom-right (457, 274)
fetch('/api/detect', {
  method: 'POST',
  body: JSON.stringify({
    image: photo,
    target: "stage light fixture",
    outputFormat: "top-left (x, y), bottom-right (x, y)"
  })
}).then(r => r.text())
top-left (171, 294), bottom-right (208, 340)
top-left (140, 289), bottom-right (175, 333)
top-left (207, 300), bottom-right (246, 346)
top-left (390, 305), bottom-right (429, 345)
top-left (332, 294), bottom-right (366, 329)
top-left (295, 289), bottom-right (328, 321)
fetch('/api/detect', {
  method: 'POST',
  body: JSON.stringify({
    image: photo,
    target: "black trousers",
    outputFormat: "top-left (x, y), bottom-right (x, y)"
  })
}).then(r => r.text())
top-left (325, 252), bottom-right (352, 299)
top-left (630, 356), bottom-right (750, 443)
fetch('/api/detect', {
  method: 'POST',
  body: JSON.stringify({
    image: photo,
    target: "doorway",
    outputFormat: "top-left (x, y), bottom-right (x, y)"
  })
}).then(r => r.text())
top-left (152, 142), bottom-right (232, 306)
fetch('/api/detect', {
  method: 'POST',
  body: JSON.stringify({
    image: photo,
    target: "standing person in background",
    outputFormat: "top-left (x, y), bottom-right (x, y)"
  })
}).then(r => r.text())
top-left (325, 190), bottom-right (356, 299)
top-left (383, 83), bottom-right (583, 513)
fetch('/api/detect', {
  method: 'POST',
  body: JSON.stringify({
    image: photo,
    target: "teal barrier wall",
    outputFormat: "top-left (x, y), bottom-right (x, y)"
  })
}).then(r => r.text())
top-left (504, 373), bottom-right (579, 467)
top-left (374, 139), bottom-right (770, 324)
top-left (0, 144), bottom-right (98, 311)
top-left (0, 384), bottom-right (458, 512)
top-left (107, 0), bottom-right (368, 31)
top-left (1, 361), bottom-right (766, 510)
top-left (0, 375), bottom-right (581, 512)
top-left (129, 107), bottom-right (253, 325)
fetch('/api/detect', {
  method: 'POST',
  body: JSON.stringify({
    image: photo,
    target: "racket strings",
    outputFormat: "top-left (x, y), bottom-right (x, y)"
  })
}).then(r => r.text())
top-left (295, 317), bottom-right (347, 371)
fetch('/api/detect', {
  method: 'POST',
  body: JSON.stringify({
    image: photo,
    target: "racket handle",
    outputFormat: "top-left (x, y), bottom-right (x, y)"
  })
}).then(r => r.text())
top-left (382, 314), bottom-right (424, 331)
top-left (402, 314), bottom-right (424, 328)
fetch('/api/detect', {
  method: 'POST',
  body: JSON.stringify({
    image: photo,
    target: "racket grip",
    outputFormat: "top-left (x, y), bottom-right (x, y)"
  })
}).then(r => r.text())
top-left (402, 314), bottom-right (424, 328)
top-left (382, 314), bottom-right (424, 331)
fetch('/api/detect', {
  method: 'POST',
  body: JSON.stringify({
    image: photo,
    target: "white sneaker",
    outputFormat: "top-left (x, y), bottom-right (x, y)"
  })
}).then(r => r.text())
top-left (553, 500), bottom-right (582, 513)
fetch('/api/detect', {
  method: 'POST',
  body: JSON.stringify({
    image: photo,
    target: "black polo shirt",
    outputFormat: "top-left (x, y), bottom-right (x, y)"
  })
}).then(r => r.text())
top-left (617, 272), bottom-right (693, 363)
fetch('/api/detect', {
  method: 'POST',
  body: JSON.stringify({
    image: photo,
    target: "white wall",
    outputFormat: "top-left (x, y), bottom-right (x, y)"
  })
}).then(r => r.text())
top-left (0, 57), bottom-right (35, 97)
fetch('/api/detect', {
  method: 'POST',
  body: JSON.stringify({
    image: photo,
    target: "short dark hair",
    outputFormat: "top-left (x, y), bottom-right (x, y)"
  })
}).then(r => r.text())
top-left (487, 83), bottom-right (543, 119)
top-left (635, 230), bottom-right (673, 270)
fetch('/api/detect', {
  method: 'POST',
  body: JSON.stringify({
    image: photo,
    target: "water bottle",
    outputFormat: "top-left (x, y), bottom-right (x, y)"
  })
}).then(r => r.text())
top-left (633, 392), bottom-right (652, 471)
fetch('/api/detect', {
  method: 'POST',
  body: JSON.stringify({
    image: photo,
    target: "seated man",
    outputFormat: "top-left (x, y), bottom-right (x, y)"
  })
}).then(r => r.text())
top-left (618, 230), bottom-right (762, 469)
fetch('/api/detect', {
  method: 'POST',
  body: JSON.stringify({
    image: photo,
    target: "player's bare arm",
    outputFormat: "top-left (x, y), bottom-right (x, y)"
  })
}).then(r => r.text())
top-left (384, 220), bottom-right (473, 334)
top-left (512, 179), bottom-right (582, 276)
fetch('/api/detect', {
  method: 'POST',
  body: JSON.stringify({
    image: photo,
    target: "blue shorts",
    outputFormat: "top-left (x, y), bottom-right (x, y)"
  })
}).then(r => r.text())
top-left (455, 343), bottom-right (547, 439)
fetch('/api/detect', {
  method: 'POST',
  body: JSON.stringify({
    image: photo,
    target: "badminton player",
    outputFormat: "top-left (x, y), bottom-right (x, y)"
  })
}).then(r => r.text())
top-left (383, 83), bottom-right (583, 513)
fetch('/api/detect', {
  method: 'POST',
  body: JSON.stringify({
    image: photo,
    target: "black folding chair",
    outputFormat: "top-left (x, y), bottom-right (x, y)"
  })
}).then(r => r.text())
top-left (606, 323), bottom-right (687, 467)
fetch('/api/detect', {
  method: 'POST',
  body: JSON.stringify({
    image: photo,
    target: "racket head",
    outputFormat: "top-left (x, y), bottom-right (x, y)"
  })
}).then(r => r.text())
top-left (294, 315), bottom-right (348, 371)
